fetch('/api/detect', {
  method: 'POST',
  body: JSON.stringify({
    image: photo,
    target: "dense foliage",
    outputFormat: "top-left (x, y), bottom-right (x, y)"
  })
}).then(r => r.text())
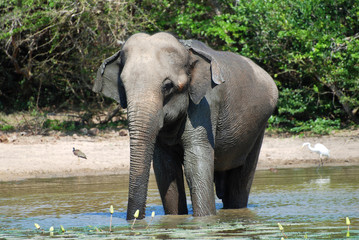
top-left (1, 0), bottom-right (358, 134)
top-left (0, 0), bottom-right (144, 112)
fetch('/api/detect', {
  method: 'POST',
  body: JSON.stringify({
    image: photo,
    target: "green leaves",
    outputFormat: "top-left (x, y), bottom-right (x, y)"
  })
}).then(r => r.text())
top-left (277, 88), bottom-right (308, 116)
top-left (290, 118), bottom-right (340, 135)
top-left (1, 0), bottom-right (358, 131)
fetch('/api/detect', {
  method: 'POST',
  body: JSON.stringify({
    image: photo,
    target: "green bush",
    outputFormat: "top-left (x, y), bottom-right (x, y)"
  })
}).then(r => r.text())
top-left (139, 0), bottom-right (359, 132)
top-left (0, 0), bottom-right (151, 112)
top-left (0, 124), bottom-right (15, 131)
top-left (1, 0), bottom-right (358, 134)
top-left (290, 118), bottom-right (341, 134)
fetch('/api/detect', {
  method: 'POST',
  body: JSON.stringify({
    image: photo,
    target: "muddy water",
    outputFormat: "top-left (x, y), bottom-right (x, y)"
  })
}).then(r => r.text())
top-left (0, 167), bottom-right (358, 239)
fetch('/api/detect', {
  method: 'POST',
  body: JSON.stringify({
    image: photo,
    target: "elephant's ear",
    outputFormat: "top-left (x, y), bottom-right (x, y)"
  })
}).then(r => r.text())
top-left (181, 39), bottom-right (225, 104)
top-left (93, 50), bottom-right (127, 108)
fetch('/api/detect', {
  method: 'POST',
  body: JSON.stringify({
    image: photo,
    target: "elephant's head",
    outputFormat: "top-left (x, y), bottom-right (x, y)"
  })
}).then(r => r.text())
top-left (93, 32), bottom-right (224, 220)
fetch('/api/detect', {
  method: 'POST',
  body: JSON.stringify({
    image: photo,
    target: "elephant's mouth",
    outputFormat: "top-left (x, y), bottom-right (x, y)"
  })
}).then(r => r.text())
top-left (158, 115), bottom-right (186, 146)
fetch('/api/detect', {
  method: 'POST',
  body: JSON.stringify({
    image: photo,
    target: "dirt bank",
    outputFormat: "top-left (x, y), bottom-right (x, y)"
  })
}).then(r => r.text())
top-left (1, 130), bottom-right (358, 181)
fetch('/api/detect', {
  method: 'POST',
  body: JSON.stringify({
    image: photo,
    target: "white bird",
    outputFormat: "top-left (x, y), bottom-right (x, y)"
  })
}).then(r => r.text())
top-left (302, 142), bottom-right (330, 166)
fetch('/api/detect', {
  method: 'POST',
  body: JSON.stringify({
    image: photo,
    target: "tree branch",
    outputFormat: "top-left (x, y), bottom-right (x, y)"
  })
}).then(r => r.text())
top-left (207, 0), bottom-right (222, 15)
top-left (315, 74), bottom-right (359, 124)
top-left (101, 105), bottom-right (122, 124)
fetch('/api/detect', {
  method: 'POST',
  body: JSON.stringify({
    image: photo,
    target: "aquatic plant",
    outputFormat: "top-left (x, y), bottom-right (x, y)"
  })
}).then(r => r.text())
top-left (109, 205), bottom-right (114, 232)
top-left (49, 226), bottom-right (54, 237)
top-left (277, 223), bottom-right (287, 238)
top-left (34, 223), bottom-right (44, 233)
top-left (146, 211), bottom-right (155, 229)
top-left (131, 209), bottom-right (140, 230)
top-left (34, 223), bottom-right (41, 230)
top-left (346, 217), bottom-right (351, 237)
top-left (6, 215), bottom-right (358, 239)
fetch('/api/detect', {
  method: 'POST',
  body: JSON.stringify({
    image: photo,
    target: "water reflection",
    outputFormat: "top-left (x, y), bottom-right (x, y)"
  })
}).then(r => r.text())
top-left (249, 167), bottom-right (359, 223)
top-left (0, 167), bottom-right (358, 238)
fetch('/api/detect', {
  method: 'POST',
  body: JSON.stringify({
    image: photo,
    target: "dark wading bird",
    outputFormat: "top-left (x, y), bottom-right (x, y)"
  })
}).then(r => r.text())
top-left (73, 147), bottom-right (87, 160)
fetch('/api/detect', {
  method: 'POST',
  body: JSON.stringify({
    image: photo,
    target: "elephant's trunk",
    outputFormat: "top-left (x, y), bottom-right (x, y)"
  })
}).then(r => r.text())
top-left (126, 103), bottom-right (163, 220)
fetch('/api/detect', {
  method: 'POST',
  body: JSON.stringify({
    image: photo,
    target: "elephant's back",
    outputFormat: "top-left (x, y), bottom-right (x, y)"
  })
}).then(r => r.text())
top-left (213, 53), bottom-right (277, 171)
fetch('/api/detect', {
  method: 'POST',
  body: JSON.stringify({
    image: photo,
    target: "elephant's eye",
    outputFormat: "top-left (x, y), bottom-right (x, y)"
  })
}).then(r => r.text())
top-left (162, 79), bottom-right (174, 95)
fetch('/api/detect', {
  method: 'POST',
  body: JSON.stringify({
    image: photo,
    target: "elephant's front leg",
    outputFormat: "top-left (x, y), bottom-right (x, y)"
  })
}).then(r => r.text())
top-left (183, 139), bottom-right (216, 217)
top-left (153, 142), bottom-right (188, 215)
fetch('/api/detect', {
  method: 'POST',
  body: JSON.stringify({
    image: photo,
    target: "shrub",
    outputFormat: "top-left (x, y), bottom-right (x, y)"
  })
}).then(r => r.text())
top-left (139, 0), bottom-right (359, 131)
top-left (1, 0), bottom-right (358, 134)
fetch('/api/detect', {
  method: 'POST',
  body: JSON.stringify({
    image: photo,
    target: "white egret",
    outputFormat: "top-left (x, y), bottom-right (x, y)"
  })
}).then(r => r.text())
top-left (302, 142), bottom-right (330, 166)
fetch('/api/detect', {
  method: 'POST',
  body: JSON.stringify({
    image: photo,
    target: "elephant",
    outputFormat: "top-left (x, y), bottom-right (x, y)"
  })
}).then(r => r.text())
top-left (93, 32), bottom-right (278, 220)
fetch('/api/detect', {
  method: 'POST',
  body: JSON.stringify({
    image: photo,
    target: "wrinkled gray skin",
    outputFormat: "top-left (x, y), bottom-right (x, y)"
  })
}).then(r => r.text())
top-left (93, 32), bottom-right (278, 220)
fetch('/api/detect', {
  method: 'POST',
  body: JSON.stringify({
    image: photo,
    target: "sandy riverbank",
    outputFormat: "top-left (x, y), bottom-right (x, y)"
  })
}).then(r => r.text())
top-left (0, 130), bottom-right (358, 182)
